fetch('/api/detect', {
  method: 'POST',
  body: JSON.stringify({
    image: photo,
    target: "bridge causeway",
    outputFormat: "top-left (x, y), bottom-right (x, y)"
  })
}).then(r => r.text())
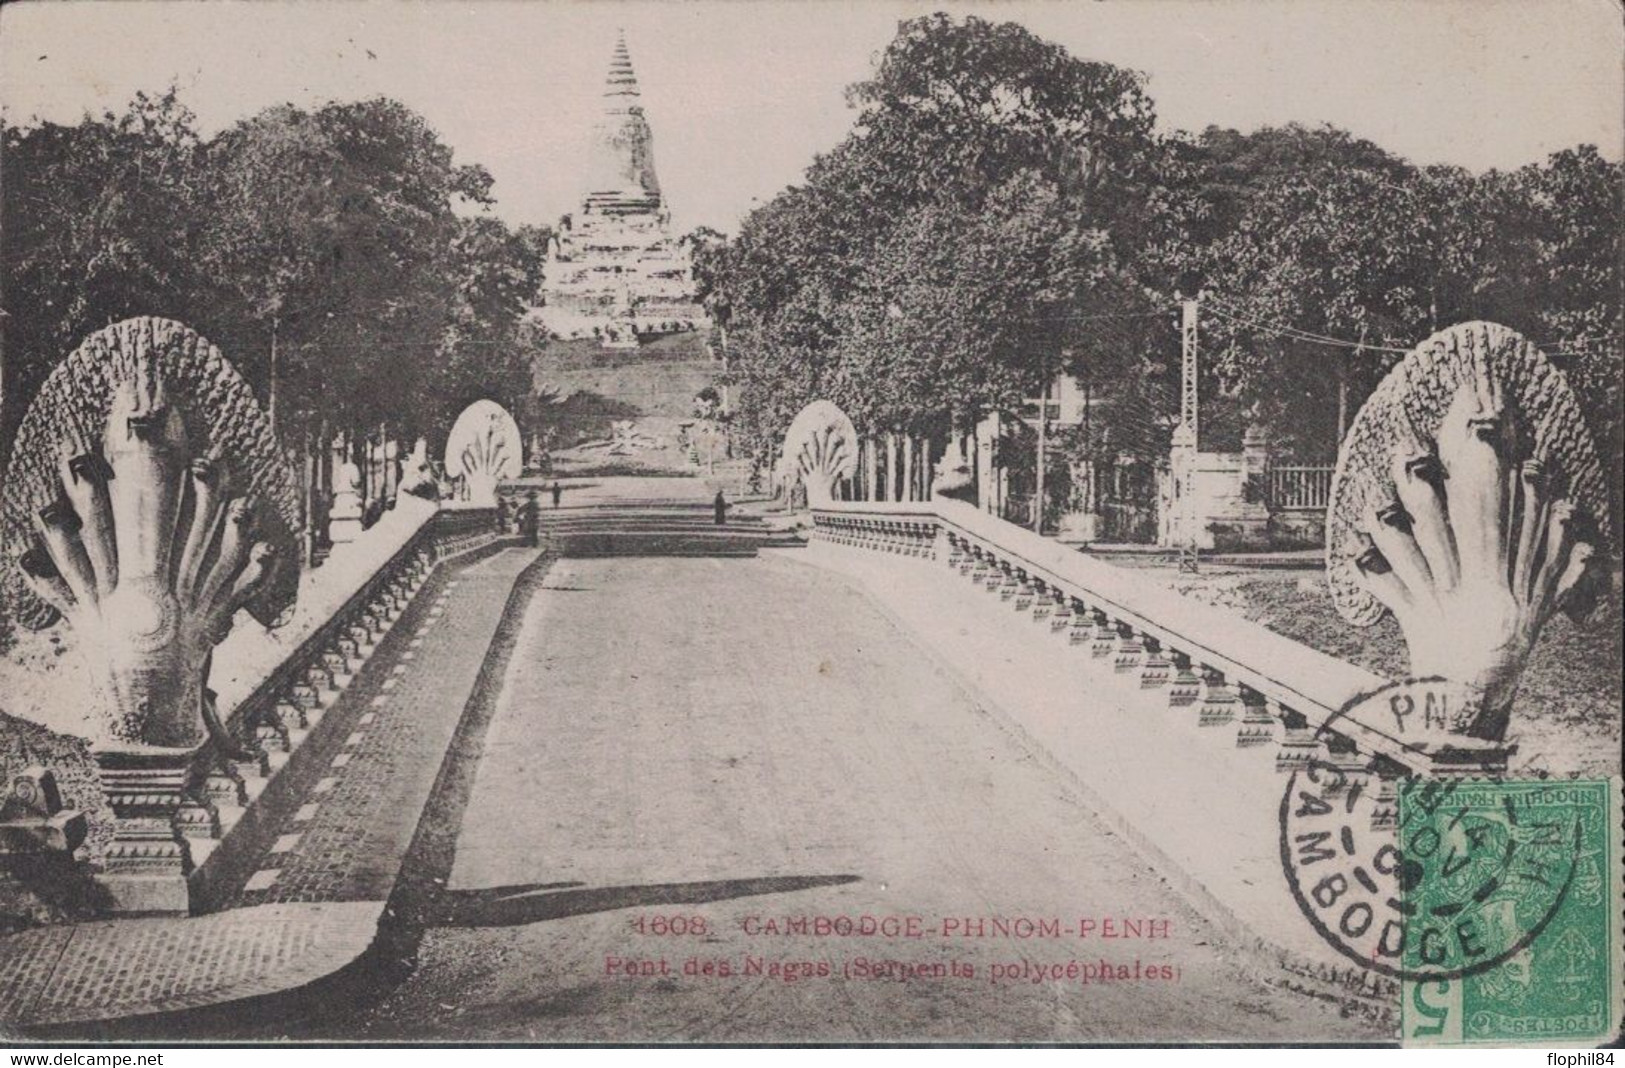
top-left (3, 479), bottom-right (1396, 1039)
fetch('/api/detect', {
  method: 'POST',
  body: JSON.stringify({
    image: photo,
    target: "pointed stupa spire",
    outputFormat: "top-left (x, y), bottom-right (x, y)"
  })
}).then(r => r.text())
top-left (584, 29), bottom-right (661, 201)
top-left (605, 29), bottom-right (640, 101)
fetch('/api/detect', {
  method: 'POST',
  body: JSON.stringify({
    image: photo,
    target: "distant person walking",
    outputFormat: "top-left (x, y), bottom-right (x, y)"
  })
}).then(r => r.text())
top-left (551, 481), bottom-right (563, 508)
top-left (521, 490), bottom-right (541, 547)
top-left (713, 489), bottom-right (728, 526)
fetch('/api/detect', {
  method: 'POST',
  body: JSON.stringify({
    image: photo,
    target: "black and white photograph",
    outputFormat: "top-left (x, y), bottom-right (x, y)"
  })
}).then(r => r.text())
top-left (0, 0), bottom-right (1621, 1049)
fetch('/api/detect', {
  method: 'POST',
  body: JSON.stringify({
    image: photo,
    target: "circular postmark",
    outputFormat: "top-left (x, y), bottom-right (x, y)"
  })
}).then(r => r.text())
top-left (1279, 677), bottom-right (1582, 982)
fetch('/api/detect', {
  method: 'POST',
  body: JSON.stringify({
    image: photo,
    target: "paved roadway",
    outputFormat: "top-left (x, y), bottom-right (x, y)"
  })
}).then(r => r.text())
top-left (316, 544), bottom-right (1379, 1042)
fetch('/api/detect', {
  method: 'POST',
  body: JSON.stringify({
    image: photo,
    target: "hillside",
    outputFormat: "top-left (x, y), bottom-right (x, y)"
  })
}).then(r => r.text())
top-left (528, 333), bottom-right (727, 474)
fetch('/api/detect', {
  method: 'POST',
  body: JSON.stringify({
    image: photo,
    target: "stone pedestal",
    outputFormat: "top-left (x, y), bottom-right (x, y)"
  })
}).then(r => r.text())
top-left (93, 749), bottom-right (193, 915)
top-left (329, 490), bottom-right (364, 543)
top-left (0, 767), bottom-right (86, 857)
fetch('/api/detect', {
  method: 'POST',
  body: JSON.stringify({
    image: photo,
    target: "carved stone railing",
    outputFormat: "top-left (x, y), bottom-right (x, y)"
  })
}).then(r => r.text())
top-left (811, 510), bottom-right (939, 558)
top-left (179, 504), bottom-right (504, 907)
top-left (812, 498), bottom-right (1471, 783)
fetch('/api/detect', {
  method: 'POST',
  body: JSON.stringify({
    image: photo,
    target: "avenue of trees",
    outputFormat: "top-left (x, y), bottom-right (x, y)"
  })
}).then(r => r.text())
top-left (2, 89), bottom-right (546, 494)
top-left (702, 14), bottom-right (1622, 521)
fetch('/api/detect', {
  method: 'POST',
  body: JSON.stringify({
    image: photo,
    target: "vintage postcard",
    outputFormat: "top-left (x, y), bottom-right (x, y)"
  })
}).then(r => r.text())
top-left (1, 0), bottom-right (1621, 1049)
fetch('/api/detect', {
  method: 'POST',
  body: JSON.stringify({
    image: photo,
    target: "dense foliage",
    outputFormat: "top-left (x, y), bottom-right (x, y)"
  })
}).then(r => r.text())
top-left (706, 15), bottom-right (1622, 514)
top-left (707, 14), bottom-right (1169, 459)
top-left (2, 90), bottom-right (545, 467)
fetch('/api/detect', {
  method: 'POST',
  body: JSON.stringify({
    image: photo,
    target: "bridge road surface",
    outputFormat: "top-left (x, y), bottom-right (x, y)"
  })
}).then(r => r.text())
top-left (326, 544), bottom-right (1381, 1042)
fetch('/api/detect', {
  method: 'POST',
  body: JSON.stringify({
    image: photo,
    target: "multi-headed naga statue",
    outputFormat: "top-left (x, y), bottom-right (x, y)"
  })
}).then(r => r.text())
top-left (445, 399), bottom-right (521, 508)
top-left (1327, 321), bottom-right (1610, 742)
top-left (2, 317), bottom-right (299, 751)
top-left (780, 401), bottom-right (859, 504)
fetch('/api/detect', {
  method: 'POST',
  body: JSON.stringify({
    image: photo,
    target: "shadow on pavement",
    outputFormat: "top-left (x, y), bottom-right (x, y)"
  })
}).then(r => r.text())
top-left (429, 875), bottom-right (860, 929)
top-left (62, 550), bottom-right (859, 1042)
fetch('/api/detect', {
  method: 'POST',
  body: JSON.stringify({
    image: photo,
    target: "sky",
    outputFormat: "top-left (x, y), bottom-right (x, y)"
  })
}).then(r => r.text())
top-left (3, 0), bottom-right (1621, 235)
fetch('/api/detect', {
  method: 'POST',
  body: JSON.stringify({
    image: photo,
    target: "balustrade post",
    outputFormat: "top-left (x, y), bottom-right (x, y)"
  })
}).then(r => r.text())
top-left (1197, 667), bottom-right (1238, 727)
top-left (1030, 581), bottom-right (1052, 623)
top-left (1321, 730), bottom-right (1368, 782)
top-left (1167, 650), bottom-right (1200, 707)
top-left (1274, 708), bottom-right (1318, 774)
top-left (274, 698), bottom-right (308, 735)
top-left (1139, 637), bottom-right (1170, 689)
top-left (1067, 599), bottom-right (1091, 645)
top-left (1234, 685), bottom-right (1274, 747)
top-left (227, 740), bottom-right (271, 806)
top-left (322, 647), bottom-right (352, 689)
top-left (1049, 590), bottom-right (1073, 634)
top-left (1089, 609), bottom-right (1116, 658)
top-left (1368, 755), bottom-right (1408, 832)
top-left (1112, 623), bottom-right (1144, 674)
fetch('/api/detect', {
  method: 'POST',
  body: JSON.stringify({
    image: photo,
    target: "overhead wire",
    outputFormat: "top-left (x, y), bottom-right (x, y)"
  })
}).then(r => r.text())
top-left (1201, 294), bottom-right (1620, 361)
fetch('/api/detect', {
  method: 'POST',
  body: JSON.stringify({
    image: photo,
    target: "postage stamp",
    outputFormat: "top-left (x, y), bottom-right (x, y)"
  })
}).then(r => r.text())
top-left (1279, 678), bottom-right (1623, 1044)
top-left (1399, 778), bottom-right (1622, 1046)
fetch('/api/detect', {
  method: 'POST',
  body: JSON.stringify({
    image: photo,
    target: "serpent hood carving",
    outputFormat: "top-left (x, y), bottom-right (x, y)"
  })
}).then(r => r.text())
top-left (782, 401), bottom-right (859, 504)
top-left (445, 400), bottom-right (521, 506)
top-left (2, 318), bottom-right (299, 748)
top-left (1327, 321), bottom-right (1611, 741)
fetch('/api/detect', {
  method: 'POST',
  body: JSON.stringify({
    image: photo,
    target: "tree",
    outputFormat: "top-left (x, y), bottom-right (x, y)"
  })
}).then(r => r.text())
top-left (714, 14), bottom-right (1163, 464)
top-left (1496, 147), bottom-right (1624, 532)
top-left (844, 12), bottom-right (1156, 214)
top-left (425, 216), bottom-right (548, 445)
top-left (2, 90), bottom-right (208, 464)
top-left (1197, 165), bottom-right (1471, 454)
top-left (200, 98), bottom-right (491, 441)
top-left (831, 171), bottom-right (1134, 438)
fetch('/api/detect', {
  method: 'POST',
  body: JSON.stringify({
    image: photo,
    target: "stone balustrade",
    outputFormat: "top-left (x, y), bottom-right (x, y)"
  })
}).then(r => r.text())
top-left (809, 497), bottom-right (1516, 1005)
top-left (812, 498), bottom-right (1503, 788)
top-left (811, 511), bottom-right (937, 558)
top-left (99, 504), bottom-right (506, 912)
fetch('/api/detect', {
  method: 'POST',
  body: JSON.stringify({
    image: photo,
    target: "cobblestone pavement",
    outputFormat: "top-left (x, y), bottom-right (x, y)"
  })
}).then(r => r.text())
top-left (0, 544), bottom-right (546, 1036)
top-left (0, 902), bottom-right (381, 1032)
top-left (326, 553), bottom-right (1382, 1043)
top-left (223, 545), bottom-right (545, 907)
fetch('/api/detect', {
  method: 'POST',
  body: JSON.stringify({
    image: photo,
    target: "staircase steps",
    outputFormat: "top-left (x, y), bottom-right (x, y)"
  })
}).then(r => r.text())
top-left (536, 504), bottom-right (804, 557)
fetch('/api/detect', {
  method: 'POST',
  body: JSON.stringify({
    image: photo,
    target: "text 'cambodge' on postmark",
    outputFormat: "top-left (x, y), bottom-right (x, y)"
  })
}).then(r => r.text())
top-left (1399, 778), bottom-right (1622, 1046)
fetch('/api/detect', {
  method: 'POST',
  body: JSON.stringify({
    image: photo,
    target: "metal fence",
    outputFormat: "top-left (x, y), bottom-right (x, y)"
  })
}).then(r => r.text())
top-left (1267, 466), bottom-right (1334, 511)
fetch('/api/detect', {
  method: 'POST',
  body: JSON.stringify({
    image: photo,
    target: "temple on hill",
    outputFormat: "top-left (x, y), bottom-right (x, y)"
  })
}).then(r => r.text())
top-left (536, 32), bottom-right (710, 349)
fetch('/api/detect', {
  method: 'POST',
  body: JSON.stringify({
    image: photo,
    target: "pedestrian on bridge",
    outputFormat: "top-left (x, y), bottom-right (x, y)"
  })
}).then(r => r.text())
top-left (714, 489), bottom-right (728, 526)
top-left (551, 481), bottom-right (563, 508)
top-left (521, 490), bottom-right (541, 547)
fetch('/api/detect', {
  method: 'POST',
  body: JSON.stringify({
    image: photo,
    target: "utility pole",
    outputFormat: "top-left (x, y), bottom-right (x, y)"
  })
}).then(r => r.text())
top-left (1178, 295), bottom-right (1201, 574)
top-left (1034, 373), bottom-right (1048, 535)
top-left (268, 316), bottom-right (280, 436)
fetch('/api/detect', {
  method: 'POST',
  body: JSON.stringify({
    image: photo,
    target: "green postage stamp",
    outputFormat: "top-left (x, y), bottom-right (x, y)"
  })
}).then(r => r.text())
top-left (1400, 778), bottom-right (1623, 1046)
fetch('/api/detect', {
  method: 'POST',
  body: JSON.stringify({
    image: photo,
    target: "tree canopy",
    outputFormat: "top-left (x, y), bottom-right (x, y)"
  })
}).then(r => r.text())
top-left (712, 14), bottom-right (1166, 456)
top-left (2, 90), bottom-right (545, 465)
top-left (708, 15), bottom-right (1620, 510)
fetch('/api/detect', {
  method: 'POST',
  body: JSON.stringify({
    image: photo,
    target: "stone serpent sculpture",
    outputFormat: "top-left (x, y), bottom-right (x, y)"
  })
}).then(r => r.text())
top-left (2, 317), bottom-right (299, 750)
top-left (1327, 321), bottom-right (1610, 742)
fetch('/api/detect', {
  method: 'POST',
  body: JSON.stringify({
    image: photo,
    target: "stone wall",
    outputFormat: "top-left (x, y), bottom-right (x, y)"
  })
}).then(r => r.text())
top-left (0, 500), bottom-right (506, 925)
